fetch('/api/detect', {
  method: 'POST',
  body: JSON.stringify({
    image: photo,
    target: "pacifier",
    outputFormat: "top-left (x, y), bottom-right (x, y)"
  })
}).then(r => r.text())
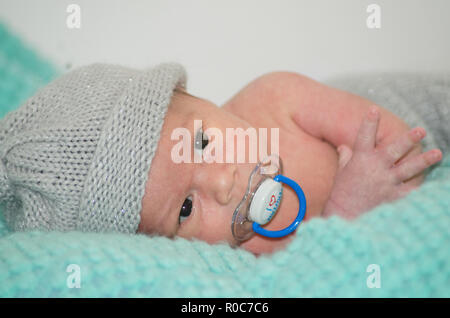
top-left (231, 154), bottom-right (307, 242)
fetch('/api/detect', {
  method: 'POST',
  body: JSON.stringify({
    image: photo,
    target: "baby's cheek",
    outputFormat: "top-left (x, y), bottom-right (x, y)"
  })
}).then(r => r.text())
top-left (196, 228), bottom-right (229, 245)
top-left (177, 207), bottom-right (234, 244)
top-left (197, 212), bottom-right (234, 244)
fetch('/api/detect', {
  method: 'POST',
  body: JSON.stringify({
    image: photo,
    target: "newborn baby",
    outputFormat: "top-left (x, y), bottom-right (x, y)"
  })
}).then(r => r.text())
top-left (138, 72), bottom-right (443, 254)
top-left (0, 64), bottom-right (442, 256)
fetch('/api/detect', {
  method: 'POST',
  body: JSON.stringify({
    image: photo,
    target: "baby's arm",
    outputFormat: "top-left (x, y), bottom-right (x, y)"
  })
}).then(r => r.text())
top-left (255, 71), bottom-right (430, 187)
top-left (273, 72), bottom-right (443, 218)
top-left (322, 106), bottom-right (442, 219)
top-left (223, 71), bottom-right (442, 219)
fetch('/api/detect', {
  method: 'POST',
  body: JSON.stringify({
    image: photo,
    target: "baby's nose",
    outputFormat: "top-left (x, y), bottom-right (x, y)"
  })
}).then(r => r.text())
top-left (210, 164), bottom-right (237, 205)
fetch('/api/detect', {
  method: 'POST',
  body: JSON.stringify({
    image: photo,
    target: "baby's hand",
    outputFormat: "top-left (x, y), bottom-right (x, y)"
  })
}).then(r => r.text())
top-left (323, 106), bottom-right (443, 219)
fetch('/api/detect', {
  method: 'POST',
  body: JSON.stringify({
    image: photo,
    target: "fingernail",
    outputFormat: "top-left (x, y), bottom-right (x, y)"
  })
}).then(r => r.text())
top-left (413, 128), bottom-right (423, 138)
top-left (432, 150), bottom-right (441, 160)
top-left (427, 150), bottom-right (440, 162)
top-left (369, 106), bottom-right (378, 118)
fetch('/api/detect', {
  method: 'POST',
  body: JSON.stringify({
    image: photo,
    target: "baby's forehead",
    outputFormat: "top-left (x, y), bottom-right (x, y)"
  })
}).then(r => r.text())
top-left (175, 87), bottom-right (196, 98)
top-left (166, 94), bottom-right (208, 131)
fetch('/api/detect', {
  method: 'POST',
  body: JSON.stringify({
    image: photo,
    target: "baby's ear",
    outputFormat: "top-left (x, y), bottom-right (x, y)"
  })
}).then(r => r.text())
top-left (337, 145), bottom-right (353, 171)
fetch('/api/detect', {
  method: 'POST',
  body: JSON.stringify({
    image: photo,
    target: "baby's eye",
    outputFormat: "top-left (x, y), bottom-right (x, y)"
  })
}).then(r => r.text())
top-left (194, 128), bottom-right (209, 154)
top-left (179, 195), bottom-right (193, 224)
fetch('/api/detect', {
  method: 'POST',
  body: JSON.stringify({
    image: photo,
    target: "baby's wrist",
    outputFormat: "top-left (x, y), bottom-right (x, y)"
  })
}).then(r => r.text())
top-left (322, 195), bottom-right (349, 218)
top-left (323, 183), bottom-right (365, 219)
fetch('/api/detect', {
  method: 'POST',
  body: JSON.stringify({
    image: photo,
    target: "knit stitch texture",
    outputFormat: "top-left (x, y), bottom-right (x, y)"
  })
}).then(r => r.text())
top-left (0, 61), bottom-right (186, 234)
top-left (325, 72), bottom-right (450, 156)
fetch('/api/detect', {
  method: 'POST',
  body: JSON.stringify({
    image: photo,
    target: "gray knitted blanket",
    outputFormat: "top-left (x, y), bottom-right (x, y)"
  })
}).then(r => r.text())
top-left (324, 73), bottom-right (450, 157)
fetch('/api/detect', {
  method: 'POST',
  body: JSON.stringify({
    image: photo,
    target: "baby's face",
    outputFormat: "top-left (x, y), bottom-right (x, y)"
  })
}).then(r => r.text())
top-left (139, 89), bottom-right (260, 251)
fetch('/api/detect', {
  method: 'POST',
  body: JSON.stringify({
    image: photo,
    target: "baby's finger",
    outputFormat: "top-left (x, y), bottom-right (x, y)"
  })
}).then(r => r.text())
top-left (337, 144), bottom-right (353, 171)
top-left (394, 182), bottom-right (420, 201)
top-left (381, 127), bottom-right (426, 166)
top-left (398, 178), bottom-right (422, 195)
top-left (353, 106), bottom-right (379, 152)
top-left (392, 149), bottom-right (443, 183)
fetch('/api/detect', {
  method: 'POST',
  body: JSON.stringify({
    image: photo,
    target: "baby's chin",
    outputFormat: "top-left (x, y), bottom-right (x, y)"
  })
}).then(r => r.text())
top-left (239, 233), bottom-right (295, 255)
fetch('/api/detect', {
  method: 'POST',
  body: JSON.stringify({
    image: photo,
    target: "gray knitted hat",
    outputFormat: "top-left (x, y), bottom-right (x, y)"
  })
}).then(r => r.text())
top-left (0, 62), bottom-right (187, 233)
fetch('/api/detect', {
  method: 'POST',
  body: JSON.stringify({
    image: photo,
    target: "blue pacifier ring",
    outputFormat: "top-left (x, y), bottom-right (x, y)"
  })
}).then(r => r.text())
top-left (252, 174), bottom-right (306, 238)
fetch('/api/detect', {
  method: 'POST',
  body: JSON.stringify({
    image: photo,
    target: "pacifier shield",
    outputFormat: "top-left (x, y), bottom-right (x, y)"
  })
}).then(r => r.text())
top-left (231, 154), bottom-right (283, 242)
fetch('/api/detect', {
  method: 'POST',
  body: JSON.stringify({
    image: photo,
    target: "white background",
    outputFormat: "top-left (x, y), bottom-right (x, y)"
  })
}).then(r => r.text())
top-left (1, 0), bottom-right (449, 106)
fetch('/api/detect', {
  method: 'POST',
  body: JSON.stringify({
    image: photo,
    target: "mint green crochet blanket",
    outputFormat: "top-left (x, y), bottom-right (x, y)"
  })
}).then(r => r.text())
top-left (0, 22), bottom-right (449, 297)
